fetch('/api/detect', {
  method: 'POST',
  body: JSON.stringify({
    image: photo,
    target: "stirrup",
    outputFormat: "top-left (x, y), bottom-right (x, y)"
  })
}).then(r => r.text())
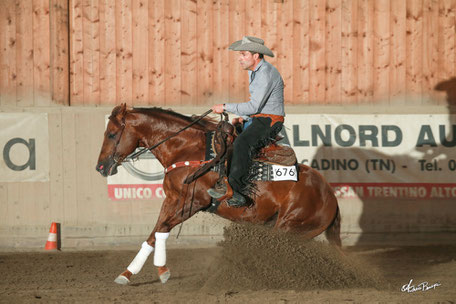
top-left (207, 180), bottom-right (227, 199)
top-left (207, 187), bottom-right (225, 199)
top-left (208, 177), bottom-right (233, 202)
top-left (226, 192), bottom-right (247, 208)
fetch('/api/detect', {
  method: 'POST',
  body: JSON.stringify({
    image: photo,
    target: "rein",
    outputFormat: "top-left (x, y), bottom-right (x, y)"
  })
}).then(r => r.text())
top-left (109, 115), bottom-right (127, 164)
top-left (126, 109), bottom-right (214, 161)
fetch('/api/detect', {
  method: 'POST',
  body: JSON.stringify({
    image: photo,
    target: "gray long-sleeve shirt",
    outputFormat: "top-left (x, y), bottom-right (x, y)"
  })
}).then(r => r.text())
top-left (224, 59), bottom-right (285, 117)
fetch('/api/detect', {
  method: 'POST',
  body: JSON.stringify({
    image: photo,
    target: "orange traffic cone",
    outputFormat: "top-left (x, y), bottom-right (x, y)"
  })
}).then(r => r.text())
top-left (45, 222), bottom-right (61, 250)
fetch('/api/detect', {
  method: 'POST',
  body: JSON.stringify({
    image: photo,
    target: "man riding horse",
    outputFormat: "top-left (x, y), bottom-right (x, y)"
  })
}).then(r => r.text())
top-left (95, 36), bottom-right (341, 286)
top-left (208, 36), bottom-right (285, 207)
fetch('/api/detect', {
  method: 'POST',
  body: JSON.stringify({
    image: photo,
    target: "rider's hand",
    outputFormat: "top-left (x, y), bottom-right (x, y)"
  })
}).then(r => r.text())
top-left (231, 117), bottom-right (244, 125)
top-left (211, 104), bottom-right (225, 114)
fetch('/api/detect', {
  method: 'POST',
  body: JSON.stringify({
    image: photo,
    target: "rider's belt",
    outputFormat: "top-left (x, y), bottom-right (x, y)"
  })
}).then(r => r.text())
top-left (251, 113), bottom-right (284, 127)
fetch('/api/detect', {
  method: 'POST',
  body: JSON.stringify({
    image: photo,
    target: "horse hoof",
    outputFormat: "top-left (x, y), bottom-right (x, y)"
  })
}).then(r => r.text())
top-left (114, 275), bottom-right (130, 285)
top-left (159, 270), bottom-right (170, 283)
top-left (158, 267), bottom-right (171, 284)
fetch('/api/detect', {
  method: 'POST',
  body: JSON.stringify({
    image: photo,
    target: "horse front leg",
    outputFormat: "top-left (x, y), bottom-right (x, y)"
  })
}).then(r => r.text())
top-left (114, 238), bottom-right (155, 285)
top-left (114, 196), bottom-right (192, 285)
top-left (114, 230), bottom-right (171, 285)
top-left (153, 231), bottom-right (171, 283)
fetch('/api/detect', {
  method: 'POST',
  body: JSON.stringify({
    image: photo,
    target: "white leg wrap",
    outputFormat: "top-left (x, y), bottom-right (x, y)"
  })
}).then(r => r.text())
top-left (126, 241), bottom-right (154, 275)
top-left (154, 232), bottom-right (170, 267)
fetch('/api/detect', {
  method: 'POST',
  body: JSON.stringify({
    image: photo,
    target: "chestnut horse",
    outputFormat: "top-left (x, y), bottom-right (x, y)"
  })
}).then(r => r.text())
top-left (96, 104), bottom-right (341, 285)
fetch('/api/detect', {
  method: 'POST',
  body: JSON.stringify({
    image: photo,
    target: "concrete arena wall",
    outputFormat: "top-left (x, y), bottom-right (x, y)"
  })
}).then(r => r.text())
top-left (0, 105), bottom-right (455, 250)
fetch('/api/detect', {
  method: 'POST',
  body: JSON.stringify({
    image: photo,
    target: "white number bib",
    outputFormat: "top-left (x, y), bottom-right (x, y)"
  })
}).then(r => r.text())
top-left (271, 165), bottom-right (298, 181)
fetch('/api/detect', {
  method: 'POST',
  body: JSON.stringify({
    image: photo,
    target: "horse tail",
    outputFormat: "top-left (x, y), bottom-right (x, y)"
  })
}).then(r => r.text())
top-left (325, 205), bottom-right (341, 248)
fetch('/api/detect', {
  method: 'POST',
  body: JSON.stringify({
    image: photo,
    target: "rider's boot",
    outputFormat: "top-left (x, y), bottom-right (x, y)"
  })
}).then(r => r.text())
top-left (207, 182), bottom-right (227, 199)
top-left (207, 181), bottom-right (247, 207)
top-left (226, 192), bottom-right (247, 207)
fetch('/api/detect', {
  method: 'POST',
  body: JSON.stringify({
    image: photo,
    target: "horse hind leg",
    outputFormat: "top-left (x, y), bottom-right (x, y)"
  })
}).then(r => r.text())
top-left (273, 201), bottom-right (340, 246)
top-left (325, 206), bottom-right (342, 248)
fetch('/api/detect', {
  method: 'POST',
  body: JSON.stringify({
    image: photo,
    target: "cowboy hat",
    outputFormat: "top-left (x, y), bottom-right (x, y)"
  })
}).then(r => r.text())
top-left (228, 36), bottom-right (274, 57)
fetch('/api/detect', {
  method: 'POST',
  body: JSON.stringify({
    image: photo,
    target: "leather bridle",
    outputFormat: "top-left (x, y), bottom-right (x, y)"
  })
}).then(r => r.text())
top-left (108, 114), bottom-right (127, 164)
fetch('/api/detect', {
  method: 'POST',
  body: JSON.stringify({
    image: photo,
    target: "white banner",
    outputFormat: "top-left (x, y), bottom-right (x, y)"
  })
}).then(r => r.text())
top-left (0, 113), bottom-right (49, 182)
top-left (281, 114), bottom-right (456, 199)
top-left (107, 114), bottom-right (456, 200)
top-left (282, 114), bottom-right (455, 183)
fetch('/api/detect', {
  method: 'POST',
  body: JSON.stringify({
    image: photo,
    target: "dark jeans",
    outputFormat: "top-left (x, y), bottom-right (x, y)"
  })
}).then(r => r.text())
top-left (228, 117), bottom-right (283, 195)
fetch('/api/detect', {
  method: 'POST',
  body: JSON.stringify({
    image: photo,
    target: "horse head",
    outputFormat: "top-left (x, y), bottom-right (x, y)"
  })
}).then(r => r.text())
top-left (96, 103), bottom-right (139, 177)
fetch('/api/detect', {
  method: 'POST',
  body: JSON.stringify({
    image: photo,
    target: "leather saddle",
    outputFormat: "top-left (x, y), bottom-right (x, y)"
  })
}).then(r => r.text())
top-left (184, 119), bottom-right (296, 184)
top-left (213, 122), bottom-right (296, 166)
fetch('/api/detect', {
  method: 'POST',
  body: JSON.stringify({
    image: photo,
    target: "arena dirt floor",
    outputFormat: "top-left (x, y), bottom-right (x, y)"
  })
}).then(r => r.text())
top-left (1, 224), bottom-right (455, 304)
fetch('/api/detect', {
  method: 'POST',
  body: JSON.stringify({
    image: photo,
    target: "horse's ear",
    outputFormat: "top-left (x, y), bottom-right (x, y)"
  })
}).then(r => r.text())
top-left (111, 103), bottom-right (128, 120)
top-left (118, 103), bottom-right (127, 117)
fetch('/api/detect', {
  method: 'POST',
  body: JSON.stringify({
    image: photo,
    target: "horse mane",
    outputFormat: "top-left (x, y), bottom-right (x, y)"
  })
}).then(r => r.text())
top-left (131, 107), bottom-right (218, 131)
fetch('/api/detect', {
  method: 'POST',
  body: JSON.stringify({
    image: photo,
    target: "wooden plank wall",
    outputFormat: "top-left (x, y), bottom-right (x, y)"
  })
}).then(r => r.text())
top-left (1, 0), bottom-right (455, 107)
top-left (0, 0), bottom-right (69, 107)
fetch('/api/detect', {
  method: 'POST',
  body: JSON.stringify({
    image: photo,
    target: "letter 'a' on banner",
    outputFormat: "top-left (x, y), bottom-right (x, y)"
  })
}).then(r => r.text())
top-left (0, 113), bottom-right (49, 182)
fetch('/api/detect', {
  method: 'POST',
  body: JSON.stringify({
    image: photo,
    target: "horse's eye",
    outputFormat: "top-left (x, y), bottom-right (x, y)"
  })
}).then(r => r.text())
top-left (108, 133), bottom-right (116, 139)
